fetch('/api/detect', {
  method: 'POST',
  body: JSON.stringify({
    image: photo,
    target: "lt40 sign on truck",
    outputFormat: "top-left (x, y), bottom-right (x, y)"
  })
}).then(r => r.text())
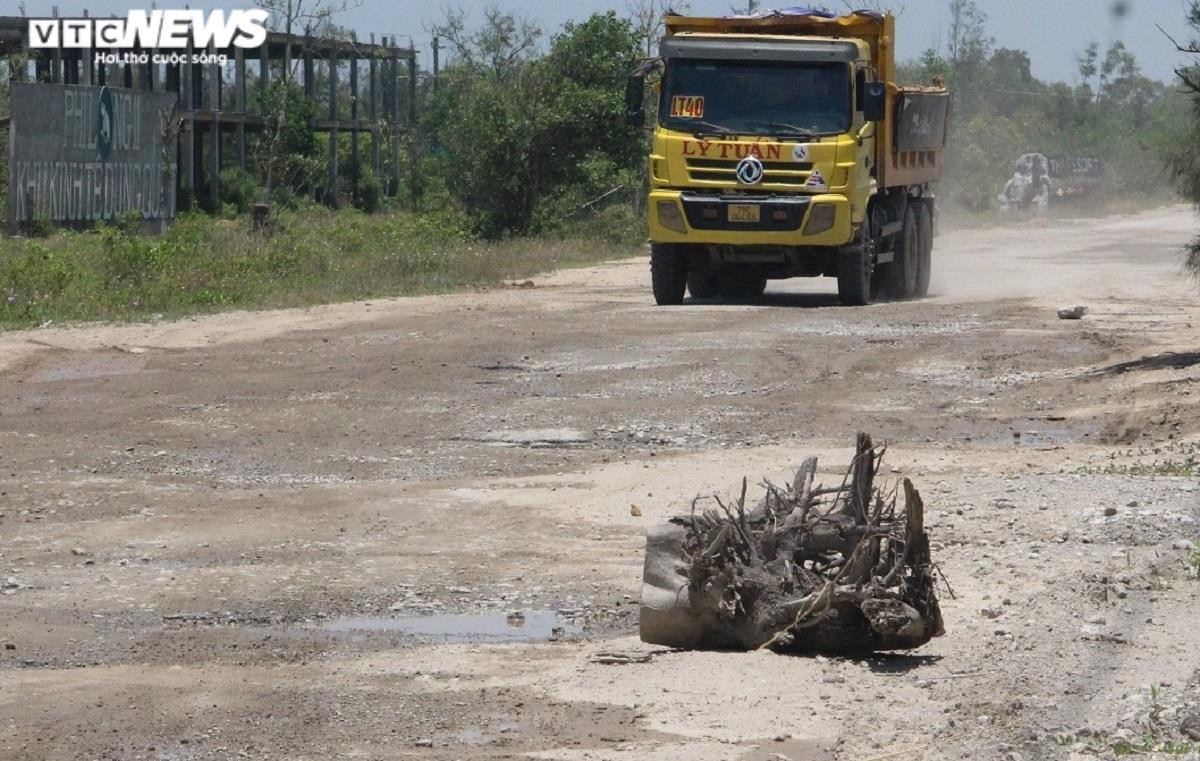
top-left (626, 9), bottom-right (950, 306)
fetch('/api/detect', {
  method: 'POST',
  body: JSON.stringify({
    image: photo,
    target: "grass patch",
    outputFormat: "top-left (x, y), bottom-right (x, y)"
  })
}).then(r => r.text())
top-left (1060, 684), bottom-right (1200, 756)
top-left (1111, 738), bottom-right (1198, 756)
top-left (0, 203), bottom-right (647, 328)
top-left (1074, 441), bottom-right (1200, 478)
top-left (1080, 460), bottom-right (1200, 477)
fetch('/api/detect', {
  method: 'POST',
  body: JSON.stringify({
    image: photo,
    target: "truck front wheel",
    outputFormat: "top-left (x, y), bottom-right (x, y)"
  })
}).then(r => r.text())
top-left (837, 219), bottom-right (875, 306)
top-left (650, 243), bottom-right (688, 305)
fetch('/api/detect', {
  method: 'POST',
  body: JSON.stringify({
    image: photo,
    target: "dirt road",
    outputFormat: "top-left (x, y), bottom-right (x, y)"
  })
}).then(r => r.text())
top-left (3, 206), bottom-right (1199, 760)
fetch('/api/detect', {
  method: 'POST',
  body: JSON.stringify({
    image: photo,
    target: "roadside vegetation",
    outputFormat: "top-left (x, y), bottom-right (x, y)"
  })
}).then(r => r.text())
top-left (422, 10), bottom-right (643, 238)
top-left (0, 8), bottom-right (646, 328)
top-left (2, 1), bottom-right (1199, 327)
top-left (0, 56), bottom-right (10, 220)
top-left (1171, 1), bottom-right (1200, 277)
top-left (900, 0), bottom-right (1191, 218)
top-left (0, 205), bottom-right (643, 327)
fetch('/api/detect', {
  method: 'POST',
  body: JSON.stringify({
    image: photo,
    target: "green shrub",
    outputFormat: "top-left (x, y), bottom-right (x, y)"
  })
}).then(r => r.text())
top-left (219, 167), bottom-right (263, 214)
top-left (254, 82), bottom-right (323, 205)
top-left (1, 241), bottom-right (77, 321)
top-left (100, 224), bottom-right (165, 289)
top-left (20, 210), bottom-right (55, 239)
top-left (353, 167), bottom-right (383, 214)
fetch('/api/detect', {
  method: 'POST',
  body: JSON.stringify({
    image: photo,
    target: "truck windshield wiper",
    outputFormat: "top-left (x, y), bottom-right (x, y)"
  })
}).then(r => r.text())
top-left (689, 120), bottom-right (737, 137)
top-left (753, 121), bottom-right (819, 139)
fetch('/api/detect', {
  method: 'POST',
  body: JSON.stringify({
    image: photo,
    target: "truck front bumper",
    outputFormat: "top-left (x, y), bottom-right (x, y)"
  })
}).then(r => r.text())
top-left (648, 190), bottom-right (854, 247)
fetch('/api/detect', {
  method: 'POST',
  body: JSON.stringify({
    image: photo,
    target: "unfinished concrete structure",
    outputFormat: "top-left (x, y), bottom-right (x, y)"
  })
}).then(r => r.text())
top-left (0, 12), bottom-right (420, 219)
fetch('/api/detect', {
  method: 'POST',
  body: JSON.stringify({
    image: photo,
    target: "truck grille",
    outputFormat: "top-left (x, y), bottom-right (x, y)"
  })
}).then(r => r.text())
top-left (686, 157), bottom-right (816, 188)
top-left (680, 193), bottom-right (809, 232)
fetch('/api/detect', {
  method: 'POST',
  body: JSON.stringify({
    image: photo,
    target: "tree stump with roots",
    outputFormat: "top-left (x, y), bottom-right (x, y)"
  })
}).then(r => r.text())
top-left (640, 433), bottom-right (946, 652)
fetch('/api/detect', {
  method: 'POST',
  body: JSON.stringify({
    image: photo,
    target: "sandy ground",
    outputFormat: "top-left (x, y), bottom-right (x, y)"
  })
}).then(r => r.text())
top-left (2, 205), bottom-right (1199, 761)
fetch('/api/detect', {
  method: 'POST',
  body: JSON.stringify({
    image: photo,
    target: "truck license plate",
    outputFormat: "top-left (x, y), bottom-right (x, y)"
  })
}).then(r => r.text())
top-left (728, 204), bottom-right (760, 223)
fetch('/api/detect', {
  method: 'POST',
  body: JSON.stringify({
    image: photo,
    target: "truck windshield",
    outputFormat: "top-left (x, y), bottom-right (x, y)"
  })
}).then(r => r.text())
top-left (660, 59), bottom-right (851, 137)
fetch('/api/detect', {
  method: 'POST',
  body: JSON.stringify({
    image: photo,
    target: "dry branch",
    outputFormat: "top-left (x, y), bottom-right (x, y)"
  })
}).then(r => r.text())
top-left (640, 433), bottom-right (944, 652)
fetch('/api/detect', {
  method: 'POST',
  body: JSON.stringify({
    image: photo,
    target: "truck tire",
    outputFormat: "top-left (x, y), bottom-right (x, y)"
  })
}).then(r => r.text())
top-left (650, 243), bottom-right (688, 305)
top-left (913, 201), bottom-right (933, 298)
top-left (719, 273), bottom-right (767, 301)
top-left (687, 270), bottom-right (720, 299)
top-left (837, 220), bottom-right (875, 306)
top-left (882, 206), bottom-right (919, 300)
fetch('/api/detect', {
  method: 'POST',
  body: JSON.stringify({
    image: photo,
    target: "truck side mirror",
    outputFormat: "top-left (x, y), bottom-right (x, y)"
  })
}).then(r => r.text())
top-left (863, 82), bottom-right (886, 122)
top-left (626, 73), bottom-right (646, 128)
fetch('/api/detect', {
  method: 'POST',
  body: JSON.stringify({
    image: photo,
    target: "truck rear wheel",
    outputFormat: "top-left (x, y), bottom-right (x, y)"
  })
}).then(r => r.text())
top-left (913, 201), bottom-right (933, 298)
top-left (687, 269), bottom-right (720, 299)
top-left (650, 243), bottom-right (688, 305)
top-left (882, 206), bottom-right (919, 299)
top-left (837, 219), bottom-right (875, 306)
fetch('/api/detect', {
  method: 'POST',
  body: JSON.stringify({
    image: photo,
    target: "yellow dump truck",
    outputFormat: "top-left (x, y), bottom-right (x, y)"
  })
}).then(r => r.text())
top-left (625, 10), bottom-right (949, 305)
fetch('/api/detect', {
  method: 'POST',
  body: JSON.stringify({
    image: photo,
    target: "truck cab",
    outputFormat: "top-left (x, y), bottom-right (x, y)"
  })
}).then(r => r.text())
top-left (627, 10), bottom-right (949, 306)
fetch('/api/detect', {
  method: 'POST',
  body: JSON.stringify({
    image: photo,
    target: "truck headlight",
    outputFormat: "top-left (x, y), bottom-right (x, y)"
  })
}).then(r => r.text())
top-left (804, 203), bottom-right (837, 236)
top-left (657, 201), bottom-right (687, 233)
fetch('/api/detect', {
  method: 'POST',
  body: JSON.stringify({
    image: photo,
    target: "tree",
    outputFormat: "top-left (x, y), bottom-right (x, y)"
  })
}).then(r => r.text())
top-left (626, 0), bottom-right (688, 57)
top-left (1166, 2), bottom-right (1200, 95)
top-left (946, 0), bottom-right (990, 67)
top-left (256, 81), bottom-right (322, 200)
top-left (943, 0), bottom-right (992, 119)
top-left (253, 0), bottom-right (357, 198)
top-left (423, 11), bottom-right (641, 236)
top-left (1077, 42), bottom-right (1099, 99)
top-left (899, 47), bottom-right (950, 86)
top-left (984, 48), bottom-right (1046, 117)
top-left (1098, 41), bottom-right (1136, 98)
top-left (432, 6), bottom-right (542, 81)
top-left (1167, 2), bottom-right (1200, 275)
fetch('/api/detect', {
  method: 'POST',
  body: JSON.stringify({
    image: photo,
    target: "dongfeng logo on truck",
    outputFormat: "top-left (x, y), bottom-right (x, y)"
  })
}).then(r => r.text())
top-left (736, 156), bottom-right (764, 186)
top-left (28, 10), bottom-right (268, 65)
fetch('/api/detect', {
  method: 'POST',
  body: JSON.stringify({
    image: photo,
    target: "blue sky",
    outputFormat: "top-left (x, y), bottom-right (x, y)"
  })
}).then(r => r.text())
top-left (14, 0), bottom-right (1199, 84)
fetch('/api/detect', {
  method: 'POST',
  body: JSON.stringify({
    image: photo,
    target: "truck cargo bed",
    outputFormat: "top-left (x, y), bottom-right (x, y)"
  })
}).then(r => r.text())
top-left (883, 87), bottom-right (950, 188)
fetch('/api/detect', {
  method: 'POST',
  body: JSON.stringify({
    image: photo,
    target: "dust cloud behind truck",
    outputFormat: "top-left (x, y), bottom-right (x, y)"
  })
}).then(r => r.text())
top-left (626, 9), bottom-right (950, 306)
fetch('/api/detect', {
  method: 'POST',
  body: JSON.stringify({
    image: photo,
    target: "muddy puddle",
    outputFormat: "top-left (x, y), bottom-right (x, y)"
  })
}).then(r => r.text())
top-left (31, 352), bottom-right (149, 383)
top-left (318, 609), bottom-right (581, 643)
top-left (1012, 428), bottom-right (1085, 448)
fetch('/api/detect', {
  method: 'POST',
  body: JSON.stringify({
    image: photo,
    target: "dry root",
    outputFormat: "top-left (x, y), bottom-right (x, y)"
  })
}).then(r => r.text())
top-left (640, 433), bottom-right (945, 652)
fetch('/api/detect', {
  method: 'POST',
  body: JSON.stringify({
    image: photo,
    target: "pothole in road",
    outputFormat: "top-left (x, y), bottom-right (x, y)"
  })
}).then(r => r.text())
top-left (30, 353), bottom-right (149, 382)
top-left (1013, 429), bottom-right (1082, 448)
top-left (780, 318), bottom-right (984, 339)
top-left (472, 428), bottom-right (591, 447)
top-left (318, 609), bottom-right (582, 643)
top-left (967, 424), bottom-right (1098, 449)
